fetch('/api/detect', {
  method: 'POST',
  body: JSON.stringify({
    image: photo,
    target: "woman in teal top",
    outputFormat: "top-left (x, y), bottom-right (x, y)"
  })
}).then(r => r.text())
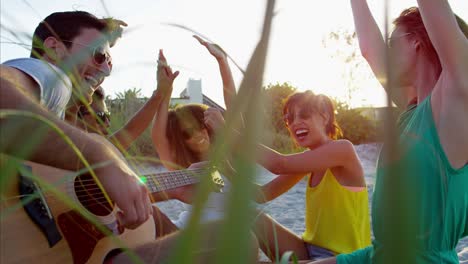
top-left (311, 1), bottom-right (468, 263)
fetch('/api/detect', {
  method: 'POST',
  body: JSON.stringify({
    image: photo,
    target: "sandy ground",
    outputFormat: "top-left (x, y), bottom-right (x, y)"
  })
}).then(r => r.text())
top-left (137, 143), bottom-right (467, 261)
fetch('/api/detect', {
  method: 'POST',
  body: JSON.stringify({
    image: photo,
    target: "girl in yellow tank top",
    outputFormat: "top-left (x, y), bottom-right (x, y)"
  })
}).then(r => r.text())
top-left (252, 91), bottom-right (371, 261)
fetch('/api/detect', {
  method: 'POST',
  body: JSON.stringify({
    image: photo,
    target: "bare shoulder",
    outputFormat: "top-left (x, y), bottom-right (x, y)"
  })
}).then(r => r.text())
top-left (333, 139), bottom-right (363, 169)
top-left (331, 139), bottom-right (356, 153)
top-left (325, 139), bottom-right (360, 167)
top-left (0, 64), bottom-right (40, 99)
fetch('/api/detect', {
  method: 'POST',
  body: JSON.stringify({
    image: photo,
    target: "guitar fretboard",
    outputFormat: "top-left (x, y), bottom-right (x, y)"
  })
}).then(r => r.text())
top-left (140, 168), bottom-right (208, 193)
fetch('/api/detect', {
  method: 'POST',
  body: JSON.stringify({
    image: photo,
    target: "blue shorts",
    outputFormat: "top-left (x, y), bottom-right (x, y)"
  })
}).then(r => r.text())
top-left (305, 243), bottom-right (335, 260)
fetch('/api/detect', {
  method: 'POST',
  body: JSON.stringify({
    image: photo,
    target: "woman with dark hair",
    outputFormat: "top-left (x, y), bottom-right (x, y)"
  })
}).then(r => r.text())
top-left (164, 103), bottom-right (214, 169)
top-left (151, 37), bottom-right (236, 228)
top-left (311, 1), bottom-right (468, 263)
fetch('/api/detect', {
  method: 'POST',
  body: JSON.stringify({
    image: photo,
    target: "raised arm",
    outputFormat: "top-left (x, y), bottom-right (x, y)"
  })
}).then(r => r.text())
top-left (350, 0), bottom-right (407, 108)
top-left (416, 0), bottom-right (468, 80)
top-left (109, 71), bottom-right (176, 150)
top-left (194, 35), bottom-right (236, 110)
top-left (417, 1), bottom-right (468, 168)
top-left (151, 50), bottom-right (179, 170)
top-left (0, 66), bottom-right (152, 229)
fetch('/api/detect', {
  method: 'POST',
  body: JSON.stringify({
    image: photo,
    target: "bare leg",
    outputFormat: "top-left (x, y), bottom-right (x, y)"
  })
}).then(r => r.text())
top-left (254, 211), bottom-right (309, 261)
top-left (152, 205), bottom-right (178, 238)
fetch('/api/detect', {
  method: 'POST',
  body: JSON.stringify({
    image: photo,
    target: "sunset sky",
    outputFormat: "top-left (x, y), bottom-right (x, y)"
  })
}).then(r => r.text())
top-left (2, 0), bottom-right (467, 107)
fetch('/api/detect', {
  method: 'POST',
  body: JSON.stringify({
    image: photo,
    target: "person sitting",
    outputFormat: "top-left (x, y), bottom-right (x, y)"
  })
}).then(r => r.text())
top-left (212, 91), bottom-right (371, 262)
top-left (150, 37), bottom-right (238, 229)
top-left (0, 10), bottom-right (258, 263)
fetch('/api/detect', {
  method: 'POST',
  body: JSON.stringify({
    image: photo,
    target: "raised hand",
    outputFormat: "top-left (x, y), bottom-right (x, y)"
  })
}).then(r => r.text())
top-left (194, 35), bottom-right (236, 110)
top-left (194, 35), bottom-right (227, 61)
top-left (156, 49), bottom-right (179, 97)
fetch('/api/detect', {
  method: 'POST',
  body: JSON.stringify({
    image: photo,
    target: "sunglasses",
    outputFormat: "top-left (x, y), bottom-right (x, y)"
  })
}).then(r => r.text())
top-left (283, 109), bottom-right (313, 126)
top-left (79, 109), bottom-right (111, 123)
top-left (62, 40), bottom-right (112, 67)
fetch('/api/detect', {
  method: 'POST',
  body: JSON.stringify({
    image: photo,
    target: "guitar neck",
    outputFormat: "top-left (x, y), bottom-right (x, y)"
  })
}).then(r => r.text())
top-left (140, 168), bottom-right (206, 193)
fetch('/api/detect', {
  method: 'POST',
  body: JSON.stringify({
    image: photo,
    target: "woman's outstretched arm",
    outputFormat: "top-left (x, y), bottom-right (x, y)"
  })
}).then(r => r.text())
top-left (151, 50), bottom-right (179, 170)
top-left (109, 88), bottom-right (165, 151)
top-left (194, 35), bottom-right (236, 110)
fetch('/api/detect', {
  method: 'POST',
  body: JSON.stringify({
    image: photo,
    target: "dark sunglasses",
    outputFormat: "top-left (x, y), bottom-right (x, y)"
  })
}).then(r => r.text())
top-left (62, 40), bottom-right (112, 66)
top-left (79, 109), bottom-right (111, 123)
top-left (283, 109), bottom-right (313, 126)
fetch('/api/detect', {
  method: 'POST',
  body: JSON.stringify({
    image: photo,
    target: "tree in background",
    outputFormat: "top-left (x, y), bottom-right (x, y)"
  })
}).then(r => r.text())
top-left (261, 82), bottom-right (300, 153)
top-left (334, 100), bottom-right (378, 144)
top-left (114, 87), bottom-right (144, 115)
top-left (106, 88), bottom-right (156, 156)
top-left (322, 29), bottom-right (376, 107)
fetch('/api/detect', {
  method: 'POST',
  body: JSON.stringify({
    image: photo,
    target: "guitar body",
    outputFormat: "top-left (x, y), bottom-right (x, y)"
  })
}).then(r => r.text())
top-left (0, 159), bottom-right (155, 264)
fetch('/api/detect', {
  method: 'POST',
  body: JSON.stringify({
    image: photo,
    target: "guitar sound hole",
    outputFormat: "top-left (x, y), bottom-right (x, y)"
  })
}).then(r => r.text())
top-left (74, 174), bottom-right (114, 216)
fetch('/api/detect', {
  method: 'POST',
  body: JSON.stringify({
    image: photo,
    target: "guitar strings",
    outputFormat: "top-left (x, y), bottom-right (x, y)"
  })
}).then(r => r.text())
top-left (22, 170), bottom-right (222, 208)
top-left (32, 168), bottom-right (208, 192)
top-left (19, 177), bottom-right (223, 210)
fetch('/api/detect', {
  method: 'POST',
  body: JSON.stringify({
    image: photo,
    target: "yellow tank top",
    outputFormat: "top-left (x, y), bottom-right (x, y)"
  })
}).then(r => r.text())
top-left (302, 169), bottom-right (371, 254)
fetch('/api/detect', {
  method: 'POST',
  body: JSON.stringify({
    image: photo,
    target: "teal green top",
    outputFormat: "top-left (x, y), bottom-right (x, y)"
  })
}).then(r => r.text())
top-left (338, 96), bottom-right (468, 263)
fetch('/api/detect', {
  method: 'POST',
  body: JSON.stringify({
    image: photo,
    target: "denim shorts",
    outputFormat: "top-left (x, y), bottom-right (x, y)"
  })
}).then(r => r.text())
top-left (305, 243), bottom-right (335, 260)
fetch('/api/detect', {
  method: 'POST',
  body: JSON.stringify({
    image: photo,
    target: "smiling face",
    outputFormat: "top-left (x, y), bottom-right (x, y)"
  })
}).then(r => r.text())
top-left (63, 28), bottom-right (112, 106)
top-left (283, 92), bottom-right (341, 149)
top-left (182, 124), bottom-right (211, 156)
top-left (65, 28), bottom-right (112, 104)
top-left (33, 11), bottom-right (113, 107)
top-left (166, 104), bottom-right (213, 167)
top-left (285, 104), bottom-right (329, 149)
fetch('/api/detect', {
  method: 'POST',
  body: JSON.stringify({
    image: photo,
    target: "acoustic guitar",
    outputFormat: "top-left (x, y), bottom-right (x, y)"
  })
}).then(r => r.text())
top-left (0, 157), bottom-right (224, 264)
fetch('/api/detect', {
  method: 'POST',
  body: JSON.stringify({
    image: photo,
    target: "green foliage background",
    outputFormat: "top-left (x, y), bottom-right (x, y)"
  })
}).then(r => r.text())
top-left (107, 82), bottom-right (381, 156)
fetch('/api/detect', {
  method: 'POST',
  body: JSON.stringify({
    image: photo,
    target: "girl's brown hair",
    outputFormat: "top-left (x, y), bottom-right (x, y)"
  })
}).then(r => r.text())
top-left (283, 91), bottom-right (342, 140)
top-left (166, 104), bottom-right (213, 168)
